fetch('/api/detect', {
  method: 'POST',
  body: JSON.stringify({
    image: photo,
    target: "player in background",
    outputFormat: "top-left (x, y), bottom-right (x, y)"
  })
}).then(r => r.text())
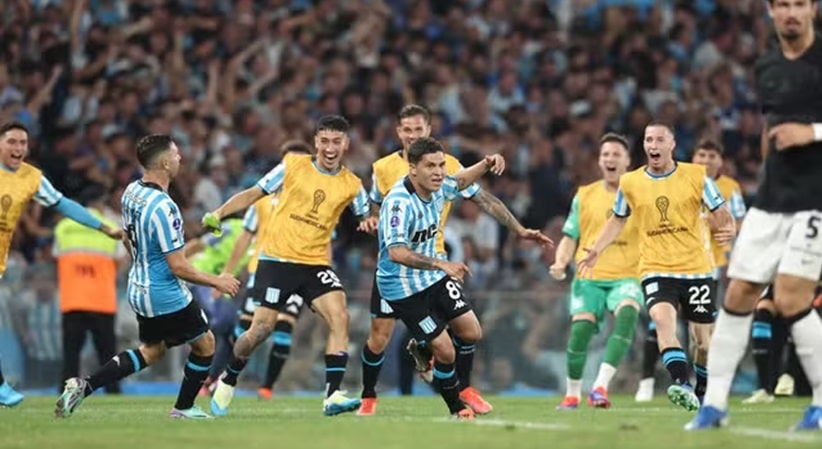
top-left (377, 137), bottom-right (548, 418)
top-left (635, 138), bottom-right (747, 402)
top-left (202, 116), bottom-right (376, 416)
top-left (688, 0), bottom-right (822, 431)
top-left (360, 104), bottom-right (546, 416)
top-left (55, 134), bottom-right (240, 418)
top-left (211, 141), bottom-right (315, 400)
top-left (579, 122), bottom-right (735, 412)
top-left (183, 211), bottom-right (251, 394)
top-left (0, 121), bottom-right (123, 408)
top-left (550, 133), bottom-right (643, 409)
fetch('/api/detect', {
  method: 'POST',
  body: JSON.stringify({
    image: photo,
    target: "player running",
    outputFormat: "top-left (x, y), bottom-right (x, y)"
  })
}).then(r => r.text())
top-left (550, 133), bottom-right (642, 410)
top-left (579, 121), bottom-right (735, 412)
top-left (0, 121), bottom-right (123, 408)
top-left (55, 134), bottom-right (240, 419)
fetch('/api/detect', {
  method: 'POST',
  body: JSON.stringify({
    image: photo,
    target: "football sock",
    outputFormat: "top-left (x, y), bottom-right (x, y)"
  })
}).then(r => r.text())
top-left (453, 335), bottom-right (475, 391)
top-left (262, 321), bottom-right (293, 389)
top-left (704, 308), bottom-right (753, 410)
top-left (694, 363), bottom-right (708, 398)
top-left (221, 355), bottom-right (248, 387)
top-left (660, 347), bottom-right (690, 386)
top-left (751, 308), bottom-right (775, 393)
top-left (433, 360), bottom-right (463, 414)
top-left (595, 306), bottom-right (638, 389)
top-left (85, 349), bottom-right (147, 396)
top-left (174, 353), bottom-right (213, 410)
top-left (567, 320), bottom-right (596, 382)
top-left (360, 343), bottom-right (384, 398)
top-left (325, 352), bottom-right (348, 398)
top-left (641, 322), bottom-right (659, 378)
top-left (786, 309), bottom-right (822, 406)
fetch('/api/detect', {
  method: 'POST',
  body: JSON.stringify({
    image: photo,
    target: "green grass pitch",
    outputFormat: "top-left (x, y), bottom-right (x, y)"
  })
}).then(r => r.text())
top-left (1, 395), bottom-right (820, 449)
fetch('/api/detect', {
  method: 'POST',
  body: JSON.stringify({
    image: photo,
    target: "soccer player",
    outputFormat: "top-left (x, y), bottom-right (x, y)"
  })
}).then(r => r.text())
top-left (213, 140), bottom-right (315, 400)
top-left (0, 121), bottom-right (123, 408)
top-left (578, 121), bottom-right (735, 412)
top-left (202, 116), bottom-right (374, 416)
top-left (550, 133), bottom-right (643, 409)
top-left (688, 0), bottom-right (822, 431)
top-left (360, 104), bottom-right (548, 416)
top-left (55, 134), bottom-right (240, 419)
top-left (377, 137), bottom-right (516, 418)
top-left (636, 138), bottom-right (747, 402)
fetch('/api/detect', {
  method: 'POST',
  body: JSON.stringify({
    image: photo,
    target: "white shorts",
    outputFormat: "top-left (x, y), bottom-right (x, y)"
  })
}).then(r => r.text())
top-left (728, 207), bottom-right (822, 283)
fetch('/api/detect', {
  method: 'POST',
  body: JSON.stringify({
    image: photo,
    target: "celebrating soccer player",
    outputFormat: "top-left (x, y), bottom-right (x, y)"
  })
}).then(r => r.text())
top-left (578, 121), bottom-right (734, 412)
top-left (360, 104), bottom-right (549, 416)
top-left (55, 134), bottom-right (240, 419)
top-left (203, 115), bottom-right (374, 416)
top-left (551, 133), bottom-right (643, 410)
top-left (689, 0), bottom-right (822, 430)
top-left (0, 121), bottom-right (123, 408)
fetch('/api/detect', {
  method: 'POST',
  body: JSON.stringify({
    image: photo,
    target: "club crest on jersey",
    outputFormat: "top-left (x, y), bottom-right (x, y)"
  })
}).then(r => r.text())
top-left (411, 224), bottom-right (438, 243)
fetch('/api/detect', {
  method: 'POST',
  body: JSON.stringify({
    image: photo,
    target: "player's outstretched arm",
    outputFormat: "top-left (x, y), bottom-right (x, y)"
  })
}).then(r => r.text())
top-left (453, 154), bottom-right (505, 191)
top-left (165, 250), bottom-right (240, 296)
top-left (550, 236), bottom-right (578, 281)
top-left (708, 206), bottom-right (735, 245)
top-left (205, 186), bottom-right (265, 230)
top-left (387, 245), bottom-right (471, 283)
top-left (469, 189), bottom-right (552, 247)
top-left (37, 176), bottom-right (123, 239)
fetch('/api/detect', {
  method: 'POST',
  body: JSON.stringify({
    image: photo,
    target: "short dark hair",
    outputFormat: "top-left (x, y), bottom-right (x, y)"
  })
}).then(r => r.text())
top-left (315, 115), bottom-right (350, 135)
top-left (135, 134), bottom-right (174, 167)
top-left (280, 140), bottom-right (312, 156)
top-left (397, 104), bottom-right (431, 124)
top-left (599, 132), bottom-right (630, 152)
top-left (0, 121), bottom-right (29, 137)
top-left (695, 138), bottom-right (724, 156)
top-left (645, 120), bottom-right (675, 135)
top-left (407, 137), bottom-right (444, 164)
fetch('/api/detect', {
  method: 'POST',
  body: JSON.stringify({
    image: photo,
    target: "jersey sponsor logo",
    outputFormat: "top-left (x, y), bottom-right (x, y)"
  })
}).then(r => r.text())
top-left (411, 224), bottom-right (438, 243)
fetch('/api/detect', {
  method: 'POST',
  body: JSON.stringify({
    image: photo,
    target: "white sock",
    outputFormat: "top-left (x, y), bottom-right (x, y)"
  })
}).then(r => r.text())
top-left (704, 310), bottom-right (753, 411)
top-left (566, 378), bottom-right (582, 399)
top-left (593, 363), bottom-right (617, 390)
top-left (789, 311), bottom-right (822, 407)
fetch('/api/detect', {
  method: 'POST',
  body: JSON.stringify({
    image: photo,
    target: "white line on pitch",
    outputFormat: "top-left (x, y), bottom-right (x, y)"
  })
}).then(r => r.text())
top-left (730, 426), bottom-right (821, 444)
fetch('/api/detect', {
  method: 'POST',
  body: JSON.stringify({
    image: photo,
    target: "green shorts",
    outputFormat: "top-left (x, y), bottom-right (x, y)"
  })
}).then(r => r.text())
top-left (569, 278), bottom-right (643, 328)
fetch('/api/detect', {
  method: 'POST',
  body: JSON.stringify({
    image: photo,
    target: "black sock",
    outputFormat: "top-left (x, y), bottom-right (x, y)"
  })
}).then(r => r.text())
top-left (262, 321), bottom-right (293, 389)
top-left (86, 349), bottom-right (147, 396)
top-left (752, 308), bottom-right (775, 393)
top-left (360, 343), bottom-right (383, 398)
top-left (174, 353), bottom-right (213, 410)
top-left (433, 360), bottom-right (464, 414)
top-left (325, 352), bottom-right (348, 398)
top-left (642, 324), bottom-right (658, 378)
top-left (453, 335), bottom-right (475, 391)
top-left (660, 347), bottom-right (690, 386)
top-left (693, 363), bottom-right (707, 397)
top-left (221, 355), bottom-right (248, 387)
top-left (0, 361), bottom-right (5, 385)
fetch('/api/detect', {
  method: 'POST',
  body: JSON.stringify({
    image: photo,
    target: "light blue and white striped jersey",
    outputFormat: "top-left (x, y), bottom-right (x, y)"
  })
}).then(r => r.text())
top-left (121, 181), bottom-right (191, 317)
top-left (33, 176), bottom-right (63, 207)
top-left (377, 176), bottom-right (462, 301)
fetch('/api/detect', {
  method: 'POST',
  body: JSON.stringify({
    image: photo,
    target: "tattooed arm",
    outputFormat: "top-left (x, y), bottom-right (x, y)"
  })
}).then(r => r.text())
top-left (388, 245), bottom-right (444, 270)
top-left (470, 190), bottom-right (526, 234)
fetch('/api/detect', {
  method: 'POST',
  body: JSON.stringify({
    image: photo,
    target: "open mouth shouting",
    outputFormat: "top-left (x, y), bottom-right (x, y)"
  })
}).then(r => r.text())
top-left (648, 150), bottom-right (661, 163)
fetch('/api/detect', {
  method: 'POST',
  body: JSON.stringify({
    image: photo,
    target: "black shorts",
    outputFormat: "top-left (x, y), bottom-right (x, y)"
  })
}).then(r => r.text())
top-left (641, 277), bottom-right (717, 324)
top-left (389, 277), bottom-right (473, 344)
top-left (370, 271), bottom-right (397, 319)
top-left (137, 301), bottom-right (210, 347)
top-left (242, 272), bottom-right (306, 319)
top-left (253, 260), bottom-right (343, 312)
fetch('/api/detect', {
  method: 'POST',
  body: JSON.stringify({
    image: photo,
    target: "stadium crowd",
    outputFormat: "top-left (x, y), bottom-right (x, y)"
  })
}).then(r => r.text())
top-left (0, 0), bottom-right (774, 393)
